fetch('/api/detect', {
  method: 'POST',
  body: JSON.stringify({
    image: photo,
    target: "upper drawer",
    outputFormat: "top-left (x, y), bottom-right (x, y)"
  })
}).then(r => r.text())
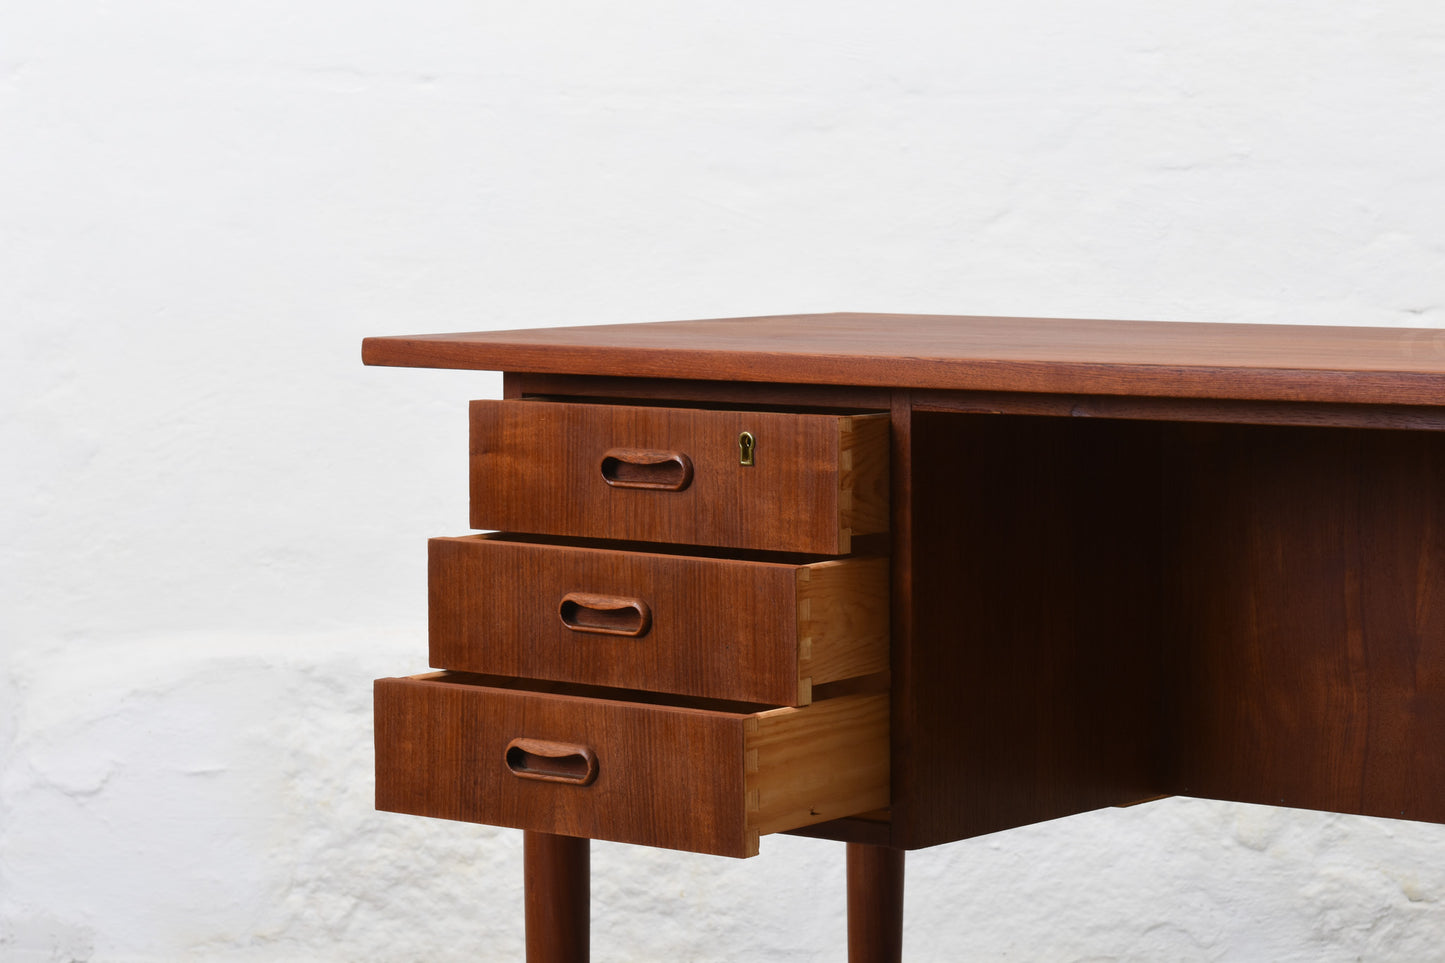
top-left (374, 672), bottom-right (889, 858)
top-left (470, 400), bottom-right (889, 554)
top-left (429, 534), bottom-right (889, 706)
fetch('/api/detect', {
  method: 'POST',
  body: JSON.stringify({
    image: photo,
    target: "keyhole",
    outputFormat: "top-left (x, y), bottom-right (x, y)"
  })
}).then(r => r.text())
top-left (739, 431), bottom-right (756, 466)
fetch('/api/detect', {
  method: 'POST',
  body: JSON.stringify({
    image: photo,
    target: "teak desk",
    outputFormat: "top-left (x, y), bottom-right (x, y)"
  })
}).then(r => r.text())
top-left (365, 314), bottom-right (1445, 961)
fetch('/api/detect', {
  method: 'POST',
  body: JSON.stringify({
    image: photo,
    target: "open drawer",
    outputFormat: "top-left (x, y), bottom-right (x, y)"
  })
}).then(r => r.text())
top-left (428, 534), bottom-right (889, 706)
top-left (470, 400), bottom-right (889, 554)
top-left (374, 672), bottom-right (889, 858)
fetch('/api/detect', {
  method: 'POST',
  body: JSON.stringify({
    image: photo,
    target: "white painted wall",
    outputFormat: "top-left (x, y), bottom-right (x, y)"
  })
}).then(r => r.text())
top-left (5, 2), bottom-right (1445, 959)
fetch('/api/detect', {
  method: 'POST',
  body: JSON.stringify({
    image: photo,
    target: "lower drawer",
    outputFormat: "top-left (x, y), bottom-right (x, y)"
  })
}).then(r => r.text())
top-left (374, 672), bottom-right (889, 858)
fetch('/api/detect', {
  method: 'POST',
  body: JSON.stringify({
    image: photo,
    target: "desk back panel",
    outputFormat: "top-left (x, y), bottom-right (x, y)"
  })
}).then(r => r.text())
top-left (898, 414), bottom-right (1445, 849)
top-left (1164, 423), bottom-right (1445, 823)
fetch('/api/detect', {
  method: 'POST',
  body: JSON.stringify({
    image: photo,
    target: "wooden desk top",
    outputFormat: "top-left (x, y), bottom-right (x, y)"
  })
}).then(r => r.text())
top-left (363, 313), bottom-right (1445, 406)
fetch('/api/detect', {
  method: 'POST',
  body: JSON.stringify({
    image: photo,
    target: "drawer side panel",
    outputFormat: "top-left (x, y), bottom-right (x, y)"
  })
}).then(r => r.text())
top-left (839, 414), bottom-right (891, 545)
top-left (796, 557), bottom-right (890, 687)
top-left (746, 693), bottom-right (890, 844)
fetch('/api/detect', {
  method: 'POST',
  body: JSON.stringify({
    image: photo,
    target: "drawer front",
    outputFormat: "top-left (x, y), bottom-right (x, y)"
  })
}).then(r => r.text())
top-left (428, 535), bottom-right (888, 706)
top-left (374, 673), bottom-right (889, 858)
top-left (470, 400), bottom-right (889, 554)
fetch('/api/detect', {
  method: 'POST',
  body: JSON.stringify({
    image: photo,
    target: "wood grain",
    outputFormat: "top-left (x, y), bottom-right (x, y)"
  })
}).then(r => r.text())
top-left (508, 372), bottom-right (1445, 433)
top-left (745, 693), bottom-right (890, 848)
top-left (847, 843), bottom-right (904, 963)
top-left (505, 371), bottom-right (893, 411)
top-left (469, 400), bottom-right (888, 554)
top-left (374, 673), bottom-right (889, 858)
top-left (428, 534), bottom-right (887, 706)
top-left (912, 389), bottom-right (1445, 432)
top-left (365, 313), bottom-right (1445, 406)
top-left (524, 832), bottom-right (589, 963)
top-left (839, 415), bottom-right (891, 540)
top-left (884, 390), bottom-right (916, 849)
top-left (1163, 423), bottom-right (1445, 822)
top-left (795, 557), bottom-right (891, 700)
top-left (896, 412), bottom-right (1166, 848)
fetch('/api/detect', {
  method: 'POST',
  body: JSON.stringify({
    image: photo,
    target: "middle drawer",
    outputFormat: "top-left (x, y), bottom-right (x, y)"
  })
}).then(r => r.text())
top-left (429, 534), bottom-right (889, 706)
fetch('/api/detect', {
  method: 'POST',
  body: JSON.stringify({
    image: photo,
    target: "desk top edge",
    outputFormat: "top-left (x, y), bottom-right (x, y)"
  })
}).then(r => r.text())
top-left (362, 313), bottom-right (1445, 407)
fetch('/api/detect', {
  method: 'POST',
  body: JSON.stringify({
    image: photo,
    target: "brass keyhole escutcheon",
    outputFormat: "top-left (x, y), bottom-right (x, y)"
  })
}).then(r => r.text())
top-left (738, 431), bottom-right (756, 466)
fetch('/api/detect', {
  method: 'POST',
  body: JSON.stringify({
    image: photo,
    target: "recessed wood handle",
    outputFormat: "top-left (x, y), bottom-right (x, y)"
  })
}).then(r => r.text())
top-left (599, 448), bottom-right (694, 491)
top-left (559, 592), bottom-right (653, 637)
top-left (505, 738), bottom-right (599, 786)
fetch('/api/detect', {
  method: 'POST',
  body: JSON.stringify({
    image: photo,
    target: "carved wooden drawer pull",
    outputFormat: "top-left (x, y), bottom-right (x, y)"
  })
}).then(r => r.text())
top-left (558, 592), bottom-right (653, 637)
top-left (505, 738), bottom-right (599, 786)
top-left (599, 448), bottom-right (694, 491)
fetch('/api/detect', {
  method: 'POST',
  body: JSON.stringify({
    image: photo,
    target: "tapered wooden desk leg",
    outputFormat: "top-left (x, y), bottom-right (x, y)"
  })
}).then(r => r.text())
top-left (847, 842), bottom-right (904, 963)
top-left (524, 832), bottom-right (589, 963)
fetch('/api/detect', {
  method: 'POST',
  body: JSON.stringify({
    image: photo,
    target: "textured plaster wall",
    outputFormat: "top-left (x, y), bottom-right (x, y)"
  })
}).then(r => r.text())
top-left (4, 2), bottom-right (1445, 960)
